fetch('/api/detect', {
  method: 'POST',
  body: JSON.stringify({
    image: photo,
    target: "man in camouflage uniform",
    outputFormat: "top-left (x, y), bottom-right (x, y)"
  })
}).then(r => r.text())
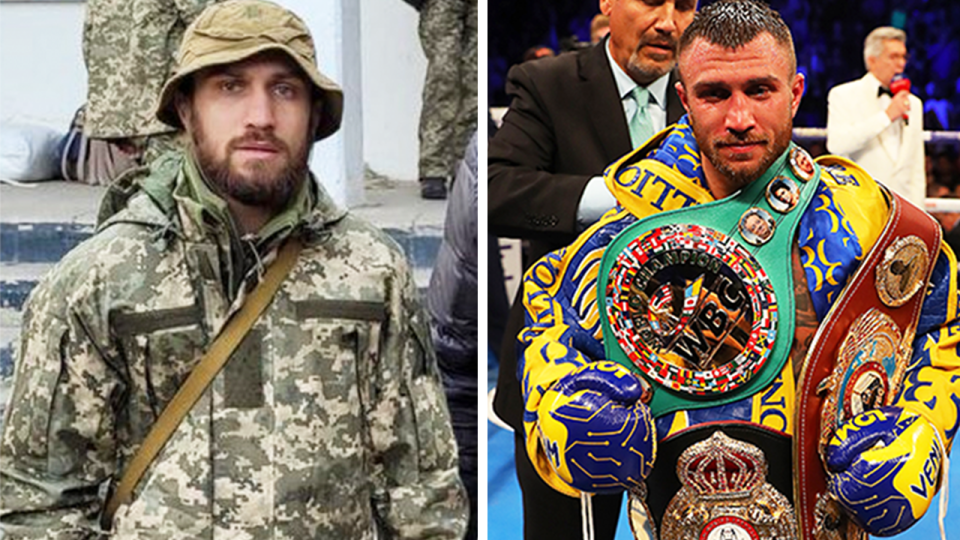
top-left (417, 0), bottom-right (478, 200)
top-left (80, 0), bottom-right (220, 181)
top-left (0, 1), bottom-right (468, 538)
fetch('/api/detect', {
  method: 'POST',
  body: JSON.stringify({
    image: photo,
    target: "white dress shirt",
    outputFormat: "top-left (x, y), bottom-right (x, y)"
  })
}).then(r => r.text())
top-left (577, 39), bottom-right (672, 229)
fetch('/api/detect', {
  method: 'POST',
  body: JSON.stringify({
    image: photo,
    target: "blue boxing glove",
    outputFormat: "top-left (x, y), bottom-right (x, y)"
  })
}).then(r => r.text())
top-left (825, 406), bottom-right (945, 536)
top-left (536, 361), bottom-right (656, 493)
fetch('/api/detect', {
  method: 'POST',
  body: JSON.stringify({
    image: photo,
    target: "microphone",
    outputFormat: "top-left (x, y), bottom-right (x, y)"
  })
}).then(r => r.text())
top-left (890, 73), bottom-right (910, 125)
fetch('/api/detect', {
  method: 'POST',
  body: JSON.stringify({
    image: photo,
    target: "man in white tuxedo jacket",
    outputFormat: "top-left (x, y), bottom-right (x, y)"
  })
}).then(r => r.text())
top-left (826, 27), bottom-right (925, 206)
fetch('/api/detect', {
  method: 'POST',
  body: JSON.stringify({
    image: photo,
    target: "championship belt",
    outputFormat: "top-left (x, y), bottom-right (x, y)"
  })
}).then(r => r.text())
top-left (631, 423), bottom-right (797, 540)
top-left (598, 144), bottom-right (820, 538)
top-left (794, 181), bottom-right (941, 540)
top-left (659, 431), bottom-right (797, 540)
top-left (599, 144), bottom-right (820, 418)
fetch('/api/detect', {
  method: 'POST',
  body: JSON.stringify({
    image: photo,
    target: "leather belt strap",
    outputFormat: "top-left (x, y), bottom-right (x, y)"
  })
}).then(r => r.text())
top-left (101, 237), bottom-right (303, 527)
top-left (793, 193), bottom-right (941, 540)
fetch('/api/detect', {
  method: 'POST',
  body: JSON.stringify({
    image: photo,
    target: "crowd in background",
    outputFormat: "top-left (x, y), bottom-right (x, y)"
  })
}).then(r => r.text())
top-left (489, 0), bottom-right (959, 129)
top-left (798, 139), bottom-right (960, 196)
top-left (489, 0), bottom-right (960, 230)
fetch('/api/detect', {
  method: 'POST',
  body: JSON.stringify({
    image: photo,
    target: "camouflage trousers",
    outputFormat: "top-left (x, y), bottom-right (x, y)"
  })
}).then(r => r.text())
top-left (418, 0), bottom-right (477, 180)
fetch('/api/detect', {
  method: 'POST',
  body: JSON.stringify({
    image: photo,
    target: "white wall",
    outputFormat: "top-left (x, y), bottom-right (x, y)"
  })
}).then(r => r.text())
top-left (273, 0), bottom-right (364, 205)
top-left (0, 0), bottom-right (426, 201)
top-left (0, 2), bottom-right (88, 128)
top-left (360, 0), bottom-right (426, 181)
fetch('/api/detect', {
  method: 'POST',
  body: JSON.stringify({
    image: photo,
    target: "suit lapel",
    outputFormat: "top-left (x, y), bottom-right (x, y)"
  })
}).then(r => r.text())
top-left (864, 75), bottom-right (900, 164)
top-left (879, 129), bottom-right (900, 165)
top-left (579, 43), bottom-right (632, 161)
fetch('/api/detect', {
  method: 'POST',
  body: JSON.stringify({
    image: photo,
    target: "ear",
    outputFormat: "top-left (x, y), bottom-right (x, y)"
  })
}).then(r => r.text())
top-left (675, 80), bottom-right (690, 113)
top-left (600, 0), bottom-right (613, 17)
top-left (790, 72), bottom-right (805, 118)
top-left (174, 91), bottom-right (193, 130)
top-left (310, 99), bottom-right (324, 136)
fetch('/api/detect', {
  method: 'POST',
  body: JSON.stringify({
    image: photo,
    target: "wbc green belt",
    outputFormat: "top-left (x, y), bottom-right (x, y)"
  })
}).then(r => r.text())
top-left (598, 144), bottom-right (822, 418)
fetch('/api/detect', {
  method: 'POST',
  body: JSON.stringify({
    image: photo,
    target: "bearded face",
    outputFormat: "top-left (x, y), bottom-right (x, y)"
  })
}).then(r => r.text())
top-left (189, 115), bottom-right (309, 211)
top-left (676, 34), bottom-right (804, 196)
top-left (178, 52), bottom-right (315, 213)
top-left (690, 109), bottom-right (792, 191)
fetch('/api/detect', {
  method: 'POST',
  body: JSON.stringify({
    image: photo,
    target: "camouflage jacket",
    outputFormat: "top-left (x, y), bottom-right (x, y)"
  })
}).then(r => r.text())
top-left (82, 0), bottom-right (218, 138)
top-left (0, 152), bottom-right (468, 539)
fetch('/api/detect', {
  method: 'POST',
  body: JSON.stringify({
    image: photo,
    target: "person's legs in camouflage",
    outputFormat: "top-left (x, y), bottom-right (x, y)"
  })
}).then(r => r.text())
top-left (418, 0), bottom-right (466, 199)
top-left (445, 0), bottom-right (477, 193)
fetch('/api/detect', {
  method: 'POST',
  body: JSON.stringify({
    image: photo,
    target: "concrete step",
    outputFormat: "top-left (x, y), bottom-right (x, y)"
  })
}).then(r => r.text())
top-left (0, 308), bottom-right (20, 376)
top-left (1, 223), bottom-right (442, 267)
top-left (1, 223), bottom-right (96, 264)
top-left (1, 308), bottom-right (21, 418)
top-left (0, 179), bottom-right (446, 305)
top-left (1, 263), bottom-right (56, 309)
top-left (0, 227), bottom-right (439, 309)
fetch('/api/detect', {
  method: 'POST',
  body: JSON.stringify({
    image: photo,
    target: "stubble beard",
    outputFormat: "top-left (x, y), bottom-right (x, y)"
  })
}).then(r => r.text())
top-left (625, 34), bottom-right (678, 84)
top-left (189, 114), bottom-right (310, 212)
top-left (692, 115), bottom-right (794, 193)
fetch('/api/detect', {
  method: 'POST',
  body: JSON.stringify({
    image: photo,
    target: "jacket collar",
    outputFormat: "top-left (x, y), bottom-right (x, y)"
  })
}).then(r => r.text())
top-left (604, 39), bottom-right (672, 113)
top-left (863, 72), bottom-right (885, 92)
top-left (579, 40), bottom-right (634, 161)
top-left (172, 152), bottom-right (316, 249)
top-left (97, 149), bottom-right (348, 250)
top-left (578, 38), bottom-right (685, 155)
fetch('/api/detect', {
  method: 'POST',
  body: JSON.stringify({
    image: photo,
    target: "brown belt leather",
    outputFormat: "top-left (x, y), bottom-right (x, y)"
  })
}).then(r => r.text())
top-left (793, 191), bottom-right (942, 540)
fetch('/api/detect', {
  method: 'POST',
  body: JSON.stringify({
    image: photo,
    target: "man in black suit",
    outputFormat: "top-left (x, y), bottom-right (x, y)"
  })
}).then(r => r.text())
top-left (489, 0), bottom-right (696, 538)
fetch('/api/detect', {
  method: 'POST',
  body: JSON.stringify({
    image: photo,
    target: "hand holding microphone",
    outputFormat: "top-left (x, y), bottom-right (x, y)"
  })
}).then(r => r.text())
top-left (886, 73), bottom-right (911, 125)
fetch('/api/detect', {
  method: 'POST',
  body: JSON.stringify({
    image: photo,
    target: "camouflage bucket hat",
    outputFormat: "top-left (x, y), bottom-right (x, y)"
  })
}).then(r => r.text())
top-left (156, 0), bottom-right (343, 141)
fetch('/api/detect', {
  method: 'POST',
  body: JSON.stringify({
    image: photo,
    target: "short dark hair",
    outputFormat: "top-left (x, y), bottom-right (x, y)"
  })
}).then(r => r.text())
top-left (678, 0), bottom-right (796, 77)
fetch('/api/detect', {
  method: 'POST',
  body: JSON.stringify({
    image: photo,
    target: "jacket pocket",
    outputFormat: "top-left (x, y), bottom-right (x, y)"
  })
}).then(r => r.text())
top-left (270, 300), bottom-right (387, 523)
top-left (405, 316), bottom-right (457, 473)
top-left (294, 299), bottom-right (386, 322)
top-left (294, 299), bottom-right (386, 417)
top-left (110, 305), bottom-right (206, 421)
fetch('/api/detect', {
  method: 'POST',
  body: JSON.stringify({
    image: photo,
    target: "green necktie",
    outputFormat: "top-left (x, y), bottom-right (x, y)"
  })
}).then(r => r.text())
top-left (628, 86), bottom-right (654, 148)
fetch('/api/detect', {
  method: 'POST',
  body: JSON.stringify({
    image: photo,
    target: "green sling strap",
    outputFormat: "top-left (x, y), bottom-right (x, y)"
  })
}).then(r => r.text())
top-left (102, 237), bottom-right (303, 527)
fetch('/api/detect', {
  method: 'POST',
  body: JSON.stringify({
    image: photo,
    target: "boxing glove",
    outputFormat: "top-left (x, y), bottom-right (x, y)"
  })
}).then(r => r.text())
top-left (536, 361), bottom-right (656, 493)
top-left (825, 406), bottom-right (944, 536)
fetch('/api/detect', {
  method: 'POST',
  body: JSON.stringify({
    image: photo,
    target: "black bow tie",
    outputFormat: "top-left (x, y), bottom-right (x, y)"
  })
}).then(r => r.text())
top-left (878, 86), bottom-right (894, 98)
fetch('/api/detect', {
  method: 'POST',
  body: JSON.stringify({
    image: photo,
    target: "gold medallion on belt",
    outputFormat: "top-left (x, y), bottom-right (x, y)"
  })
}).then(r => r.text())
top-left (655, 432), bottom-right (798, 540)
